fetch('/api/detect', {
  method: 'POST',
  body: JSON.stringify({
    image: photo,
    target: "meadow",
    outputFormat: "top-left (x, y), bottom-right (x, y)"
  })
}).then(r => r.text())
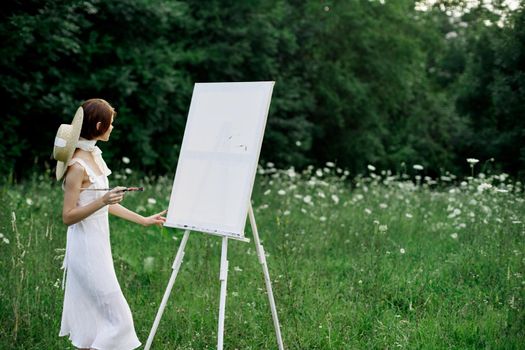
top-left (1, 163), bottom-right (524, 349)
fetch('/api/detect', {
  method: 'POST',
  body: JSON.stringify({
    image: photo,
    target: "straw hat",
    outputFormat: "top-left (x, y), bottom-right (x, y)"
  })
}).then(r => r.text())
top-left (53, 107), bottom-right (84, 180)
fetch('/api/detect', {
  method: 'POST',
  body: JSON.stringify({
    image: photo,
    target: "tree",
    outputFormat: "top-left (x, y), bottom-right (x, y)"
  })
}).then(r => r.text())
top-left (302, 0), bottom-right (463, 173)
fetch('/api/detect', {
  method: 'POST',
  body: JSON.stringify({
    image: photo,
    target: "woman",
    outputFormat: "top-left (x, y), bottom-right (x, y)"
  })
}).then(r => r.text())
top-left (54, 98), bottom-right (166, 349)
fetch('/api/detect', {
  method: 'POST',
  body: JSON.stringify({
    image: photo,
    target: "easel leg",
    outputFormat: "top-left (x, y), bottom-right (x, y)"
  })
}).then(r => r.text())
top-left (248, 204), bottom-right (285, 350)
top-left (217, 236), bottom-right (229, 350)
top-left (145, 230), bottom-right (191, 350)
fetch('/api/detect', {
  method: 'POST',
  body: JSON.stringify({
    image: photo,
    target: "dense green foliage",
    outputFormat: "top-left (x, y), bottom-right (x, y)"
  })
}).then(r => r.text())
top-left (455, 8), bottom-right (525, 175)
top-left (1, 166), bottom-right (524, 348)
top-left (0, 0), bottom-right (523, 179)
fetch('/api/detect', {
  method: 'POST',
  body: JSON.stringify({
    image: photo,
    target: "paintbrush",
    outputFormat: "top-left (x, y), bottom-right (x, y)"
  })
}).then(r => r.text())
top-left (79, 186), bottom-right (144, 192)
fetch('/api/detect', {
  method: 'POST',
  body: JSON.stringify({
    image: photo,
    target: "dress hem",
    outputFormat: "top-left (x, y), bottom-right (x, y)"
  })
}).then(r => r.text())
top-left (59, 331), bottom-right (141, 350)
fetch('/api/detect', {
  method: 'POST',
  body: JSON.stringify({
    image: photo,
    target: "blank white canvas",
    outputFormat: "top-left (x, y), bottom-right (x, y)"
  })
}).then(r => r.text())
top-left (165, 82), bottom-right (274, 240)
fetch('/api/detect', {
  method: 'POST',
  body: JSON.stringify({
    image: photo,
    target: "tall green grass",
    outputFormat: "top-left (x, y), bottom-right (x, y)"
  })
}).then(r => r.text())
top-left (1, 164), bottom-right (524, 349)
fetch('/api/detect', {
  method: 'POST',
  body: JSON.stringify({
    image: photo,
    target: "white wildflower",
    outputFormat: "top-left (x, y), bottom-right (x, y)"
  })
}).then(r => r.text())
top-left (331, 194), bottom-right (339, 204)
top-left (295, 140), bottom-right (302, 147)
top-left (125, 168), bottom-right (132, 174)
top-left (143, 256), bottom-right (155, 272)
top-left (26, 198), bottom-right (33, 206)
top-left (477, 183), bottom-right (492, 193)
top-left (315, 169), bottom-right (323, 177)
top-left (400, 248), bottom-right (406, 254)
top-left (266, 162), bottom-right (275, 168)
top-left (234, 266), bottom-right (243, 272)
top-left (317, 191), bottom-right (326, 198)
top-left (405, 213), bottom-right (413, 219)
top-left (367, 164), bottom-right (376, 171)
top-left (450, 233), bottom-right (458, 239)
top-left (303, 195), bottom-right (312, 204)
top-left (413, 164), bottom-right (424, 171)
top-left (3, 237), bottom-right (9, 244)
top-left (467, 158), bottom-right (479, 165)
top-left (364, 208), bottom-right (372, 215)
top-left (283, 210), bottom-right (290, 216)
top-left (448, 208), bottom-right (461, 218)
top-left (319, 216), bottom-right (327, 222)
top-left (264, 189), bottom-right (271, 196)
top-left (147, 198), bottom-right (157, 205)
top-left (498, 173), bottom-right (509, 182)
top-left (277, 190), bottom-right (286, 196)
top-left (379, 203), bottom-right (388, 209)
top-left (326, 161), bottom-right (335, 168)
top-left (122, 156), bottom-right (130, 164)
top-left (445, 31), bottom-right (458, 39)
top-left (378, 225), bottom-right (388, 232)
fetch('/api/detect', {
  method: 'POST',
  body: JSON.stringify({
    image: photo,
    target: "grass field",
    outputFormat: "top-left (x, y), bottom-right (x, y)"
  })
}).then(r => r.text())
top-left (1, 163), bottom-right (524, 349)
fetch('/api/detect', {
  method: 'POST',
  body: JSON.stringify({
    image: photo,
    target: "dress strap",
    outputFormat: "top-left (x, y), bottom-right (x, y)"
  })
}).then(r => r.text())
top-left (67, 158), bottom-right (99, 184)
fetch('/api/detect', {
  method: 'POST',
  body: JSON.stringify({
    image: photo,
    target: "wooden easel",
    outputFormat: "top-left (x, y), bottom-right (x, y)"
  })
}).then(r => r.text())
top-left (144, 203), bottom-right (284, 350)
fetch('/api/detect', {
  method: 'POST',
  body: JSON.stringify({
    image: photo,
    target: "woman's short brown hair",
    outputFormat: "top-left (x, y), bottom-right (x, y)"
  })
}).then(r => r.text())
top-left (80, 99), bottom-right (116, 140)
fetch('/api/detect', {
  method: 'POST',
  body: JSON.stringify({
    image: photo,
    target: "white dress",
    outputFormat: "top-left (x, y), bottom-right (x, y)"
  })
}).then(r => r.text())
top-left (59, 158), bottom-right (141, 350)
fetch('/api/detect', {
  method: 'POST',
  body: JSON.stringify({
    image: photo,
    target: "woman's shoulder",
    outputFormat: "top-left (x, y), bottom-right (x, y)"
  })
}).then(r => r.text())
top-left (67, 162), bottom-right (85, 175)
top-left (67, 151), bottom-right (90, 176)
top-left (72, 149), bottom-right (91, 161)
top-left (64, 162), bottom-right (86, 184)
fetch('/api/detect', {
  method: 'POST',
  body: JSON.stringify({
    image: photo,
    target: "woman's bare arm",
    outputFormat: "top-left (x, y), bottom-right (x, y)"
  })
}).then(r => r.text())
top-left (109, 204), bottom-right (167, 227)
top-left (109, 204), bottom-right (145, 225)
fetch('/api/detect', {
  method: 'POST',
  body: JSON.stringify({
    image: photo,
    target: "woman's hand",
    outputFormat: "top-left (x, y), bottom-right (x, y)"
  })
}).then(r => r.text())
top-left (142, 209), bottom-right (167, 227)
top-left (102, 187), bottom-right (126, 206)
